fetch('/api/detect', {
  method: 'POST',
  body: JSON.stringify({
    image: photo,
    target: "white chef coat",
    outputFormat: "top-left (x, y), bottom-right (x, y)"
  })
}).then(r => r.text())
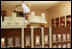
top-left (1, 16), bottom-right (2, 23)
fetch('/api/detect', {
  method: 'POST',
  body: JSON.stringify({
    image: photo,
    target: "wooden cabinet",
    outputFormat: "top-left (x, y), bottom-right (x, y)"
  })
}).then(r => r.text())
top-left (51, 15), bottom-right (71, 28)
top-left (1, 29), bottom-right (21, 48)
top-left (52, 27), bottom-right (71, 48)
top-left (34, 28), bottom-right (42, 48)
top-left (1, 27), bottom-right (71, 48)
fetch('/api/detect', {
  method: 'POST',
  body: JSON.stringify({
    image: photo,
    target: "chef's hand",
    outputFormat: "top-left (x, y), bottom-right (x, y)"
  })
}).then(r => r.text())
top-left (26, 24), bottom-right (31, 28)
top-left (40, 25), bottom-right (45, 27)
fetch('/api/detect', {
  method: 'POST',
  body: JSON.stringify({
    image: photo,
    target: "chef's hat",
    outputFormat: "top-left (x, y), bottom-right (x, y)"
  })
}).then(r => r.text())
top-left (22, 3), bottom-right (30, 13)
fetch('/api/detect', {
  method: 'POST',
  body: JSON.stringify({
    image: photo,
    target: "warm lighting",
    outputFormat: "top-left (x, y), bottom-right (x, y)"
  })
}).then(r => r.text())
top-left (15, 1), bottom-right (31, 12)
top-left (36, 36), bottom-right (40, 45)
top-left (58, 45), bottom-right (61, 48)
top-left (1, 38), bottom-right (5, 42)
top-left (63, 44), bottom-right (66, 48)
top-left (24, 1), bottom-right (60, 4)
top-left (53, 34), bottom-right (56, 42)
top-left (45, 38), bottom-right (48, 42)
top-left (36, 40), bottom-right (39, 44)
top-left (63, 34), bottom-right (66, 41)
top-left (67, 34), bottom-right (70, 40)
top-left (45, 35), bottom-right (48, 43)
top-left (15, 6), bottom-right (23, 12)
top-left (67, 43), bottom-right (71, 48)
top-left (1, 38), bottom-right (5, 48)
top-left (69, 18), bottom-right (71, 21)
top-left (39, 1), bottom-right (60, 3)
top-left (26, 36), bottom-right (30, 45)
top-left (58, 34), bottom-right (61, 41)
top-left (26, 41), bottom-right (29, 45)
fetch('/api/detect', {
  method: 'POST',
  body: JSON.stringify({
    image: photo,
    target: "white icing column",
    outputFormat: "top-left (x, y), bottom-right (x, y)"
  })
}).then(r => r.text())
top-left (31, 27), bottom-right (34, 48)
top-left (1, 16), bottom-right (2, 23)
top-left (49, 27), bottom-right (52, 48)
top-left (41, 13), bottom-right (45, 21)
top-left (41, 27), bottom-right (44, 48)
top-left (21, 28), bottom-right (24, 48)
top-left (65, 15), bottom-right (66, 27)
top-left (12, 13), bottom-right (17, 21)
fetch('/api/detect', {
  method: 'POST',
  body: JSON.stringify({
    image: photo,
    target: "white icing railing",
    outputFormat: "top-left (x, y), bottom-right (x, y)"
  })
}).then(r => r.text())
top-left (30, 12), bottom-right (47, 24)
top-left (1, 12), bottom-right (47, 26)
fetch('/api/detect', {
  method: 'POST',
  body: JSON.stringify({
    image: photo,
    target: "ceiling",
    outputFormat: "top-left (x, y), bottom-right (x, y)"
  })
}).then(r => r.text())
top-left (1, 1), bottom-right (61, 10)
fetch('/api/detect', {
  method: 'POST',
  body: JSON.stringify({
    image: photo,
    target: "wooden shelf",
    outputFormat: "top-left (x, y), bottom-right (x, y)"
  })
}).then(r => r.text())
top-left (51, 15), bottom-right (71, 27)
top-left (66, 15), bottom-right (71, 27)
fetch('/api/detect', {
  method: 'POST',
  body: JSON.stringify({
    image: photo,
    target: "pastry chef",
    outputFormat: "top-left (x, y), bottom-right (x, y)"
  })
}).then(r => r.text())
top-left (22, 3), bottom-right (31, 28)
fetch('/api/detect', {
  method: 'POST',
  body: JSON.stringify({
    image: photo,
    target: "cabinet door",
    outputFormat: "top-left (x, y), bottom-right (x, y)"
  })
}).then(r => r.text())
top-left (60, 17), bottom-right (65, 27)
top-left (44, 28), bottom-right (49, 48)
top-left (1, 38), bottom-right (6, 48)
top-left (66, 15), bottom-right (71, 27)
top-left (7, 37), bottom-right (14, 48)
top-left (1, 29), bottom-right (7, 48)
top-left (34, 28), bottom-right (42, 48)
top-left (15, 37), bottom-right (21, 48)
top-left (1, 29), bottom-right (21, 48)
top-left (24, 28), bottom-right (31, 48)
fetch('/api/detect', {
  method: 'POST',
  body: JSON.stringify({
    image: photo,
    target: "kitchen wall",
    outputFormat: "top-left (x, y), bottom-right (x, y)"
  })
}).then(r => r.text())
top-left (1, 7), bottom-right (15, 17)
top-left (47, 1), bottom-right (71, 27)
top-left (1, 5), bottom-right (48, 27)
top-left (1, 6), bottom-right (48, 17)
top-left (1, 1), bottom-right (71, 27)
top-left (1, 6), bottom-right (47, 16)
